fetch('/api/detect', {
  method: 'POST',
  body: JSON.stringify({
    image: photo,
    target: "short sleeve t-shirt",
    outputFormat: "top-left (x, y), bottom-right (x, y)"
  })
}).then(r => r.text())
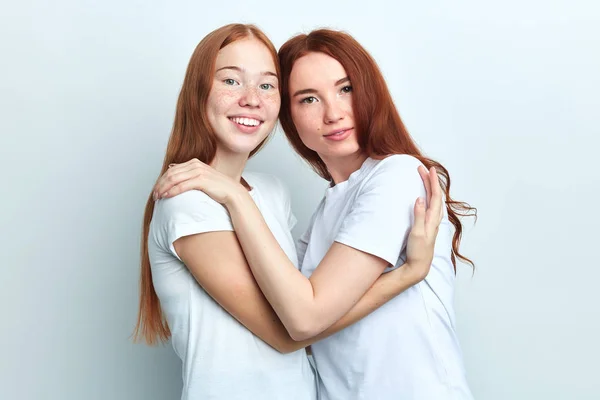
top-left (148, 172), bottom-right (316, 400)
top-left (299, 155), bottom-right (473, 400)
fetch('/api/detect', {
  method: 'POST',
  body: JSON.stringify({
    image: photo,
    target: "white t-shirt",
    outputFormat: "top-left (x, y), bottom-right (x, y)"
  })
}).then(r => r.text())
top-left (148, 172), bottom-right (317, 400)
top-left (298, 155), bottom-right (473, 400)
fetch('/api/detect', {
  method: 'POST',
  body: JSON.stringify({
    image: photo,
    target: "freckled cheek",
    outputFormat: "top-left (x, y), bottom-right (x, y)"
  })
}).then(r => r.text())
top-left (208, 88), bottom-right (240, 111)
top-left (261, 91), bottom-right (281, 116)
top-left (218, 91), bottom-right (240, 106)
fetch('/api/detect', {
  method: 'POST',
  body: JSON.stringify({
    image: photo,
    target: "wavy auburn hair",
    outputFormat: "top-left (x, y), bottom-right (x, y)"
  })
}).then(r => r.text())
top-left (278, 29), bottom-right (476, 270)
top-left (133, 24), bottom-right (280, 345)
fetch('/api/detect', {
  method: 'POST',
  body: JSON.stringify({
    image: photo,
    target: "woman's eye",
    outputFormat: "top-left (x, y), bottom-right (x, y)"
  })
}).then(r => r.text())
top-left (301, 96), bottom-right (317, 104)
top-left (259, 83), bottom-right (274, 90)
top-left (341, 85), bottom-right (353, 93)
top-left (224, 79), bottom-right (239, 86)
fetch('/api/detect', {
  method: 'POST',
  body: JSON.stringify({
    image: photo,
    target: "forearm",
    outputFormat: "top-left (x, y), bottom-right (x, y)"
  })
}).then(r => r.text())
top-left (225, 191), bottom-right (403, 341)
top-left (281, 266), bottom-right (418, 351)
top-left (298, 265), bottom-right (416, 340)
top-left (226, 191), bottom-right (319, 340)
top-left (321, 265), bottom-right (416, 329)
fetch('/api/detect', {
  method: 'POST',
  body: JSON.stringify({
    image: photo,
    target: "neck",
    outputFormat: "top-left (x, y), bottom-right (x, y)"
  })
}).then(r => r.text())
top-left (210, 147), bottom-right (249, 185)
top-left (321, 152), bottom-right (368, 185)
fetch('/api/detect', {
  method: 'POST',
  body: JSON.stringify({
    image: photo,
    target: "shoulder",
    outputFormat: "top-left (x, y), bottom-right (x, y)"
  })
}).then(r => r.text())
top-left (361, 154), bottom-right (425, 184)
top-left (150, 190), bottom-right (233, 254)
top-left (358, 155), bottom-right (425, 198)
top-left (371, 154), bottom-right (424, 176)
top-left (153, 190), bottom-right (229, 225)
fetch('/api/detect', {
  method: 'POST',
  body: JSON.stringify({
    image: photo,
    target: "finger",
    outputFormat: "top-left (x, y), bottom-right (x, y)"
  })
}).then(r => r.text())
top-left (189, 158), bottom-right (210, 169)
top-left (167, 160), bottom-right (205, 175)
top-left (163, 159), bottom-right (204, 179)
top-left (412, 197), bottom-right (426, 236)
top-left (154, 163), bottom-right (183, 193)
top-left (166, 161), bottom-right (190, 173)
top-left (162, 178), bottom-right (200, 199)
top-left (154, 162), bottom-right (204, 197)
top-left (418, 165), bottom-right (432, 207)
top-left (430, 167), bottom-right (444, 223)
top-left (160, 168), bottom-right (202, 192)
top-left (180, 158), bottom-right (201, 167)
top-left (426, 167), bottom-right (444, 232)
top-left (156, 169), bottom-right (203, 198)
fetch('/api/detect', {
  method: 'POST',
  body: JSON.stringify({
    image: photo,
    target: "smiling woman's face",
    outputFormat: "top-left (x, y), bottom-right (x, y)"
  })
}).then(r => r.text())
top-left (206, 37), bottom-right (280, 156)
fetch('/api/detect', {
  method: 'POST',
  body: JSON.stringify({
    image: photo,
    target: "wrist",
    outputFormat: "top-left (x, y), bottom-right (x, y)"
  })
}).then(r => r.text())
top-left (224, 185), bottom-right (252, 209)
top-left (403, 261), bottom-right (429, 284)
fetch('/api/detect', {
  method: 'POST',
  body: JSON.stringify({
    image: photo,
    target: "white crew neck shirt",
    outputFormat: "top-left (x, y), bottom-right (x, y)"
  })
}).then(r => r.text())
top-left (298, 155), bottom-right (473, 400)
top-left (148, 172), bottom-right (316, 400)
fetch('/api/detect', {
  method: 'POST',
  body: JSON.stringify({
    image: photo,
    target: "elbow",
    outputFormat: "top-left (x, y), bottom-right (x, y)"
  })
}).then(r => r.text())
top-left (290, 329), bottom-right (312, 342)
top-left (270, 334), bottom-right (305, 354)
top-left (275, 341), bottom-right (301, 354)
top-left (282, 305), bottom-right (324, 341)
top-left (288, 320), bottom-right (320, 342)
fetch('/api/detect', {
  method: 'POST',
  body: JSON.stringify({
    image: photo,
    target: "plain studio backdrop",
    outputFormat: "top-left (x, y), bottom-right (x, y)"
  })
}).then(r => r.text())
top-left (1, 0), bottom-right (598, 399)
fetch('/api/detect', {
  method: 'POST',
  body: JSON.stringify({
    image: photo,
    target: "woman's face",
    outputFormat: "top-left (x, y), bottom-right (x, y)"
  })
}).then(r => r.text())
top-left (207, 37), bottom-right (280, 155)
top-left (288, 52), bottom-right (360, 161)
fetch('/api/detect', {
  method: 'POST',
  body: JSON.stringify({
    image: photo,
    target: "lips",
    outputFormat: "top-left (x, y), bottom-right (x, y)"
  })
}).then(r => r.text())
top-left (228, 116), bottom-right (263, 127)
top-left (324, 128), bottom-right (353, 138)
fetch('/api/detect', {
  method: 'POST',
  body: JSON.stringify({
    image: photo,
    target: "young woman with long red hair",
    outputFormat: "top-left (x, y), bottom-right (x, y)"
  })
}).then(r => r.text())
top-left (138, 24), bottom-right (445, 400)
top-left (157, 28), bottom-right (476, 399)
top-left (275, 29), bottom-right (476, 399)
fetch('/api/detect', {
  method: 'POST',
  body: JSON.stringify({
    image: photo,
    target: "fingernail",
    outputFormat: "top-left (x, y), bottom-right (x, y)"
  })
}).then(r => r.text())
top-left (417, 197), bottom-right (424, 205)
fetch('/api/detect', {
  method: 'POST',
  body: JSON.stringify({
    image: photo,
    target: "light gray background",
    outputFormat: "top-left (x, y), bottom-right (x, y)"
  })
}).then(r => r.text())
top-left (1, 0), bottom-right (598, 399)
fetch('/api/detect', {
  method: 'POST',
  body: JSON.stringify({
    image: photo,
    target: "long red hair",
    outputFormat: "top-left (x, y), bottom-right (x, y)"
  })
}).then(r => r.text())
top-left (133, 24), bottom-right (280, 345)
top-left (278, 29), bottom-right (476, 270)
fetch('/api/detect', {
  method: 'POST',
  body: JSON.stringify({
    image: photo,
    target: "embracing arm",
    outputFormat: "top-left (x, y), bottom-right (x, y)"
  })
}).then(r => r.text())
top-left (174, 229), bottom-right (425, 353)
top-left (222, 164), bottom-right (442, 341)
top-left (154, 158), bottom-right (442, 344)
top-left (223, 197), bottom-right (387, 340)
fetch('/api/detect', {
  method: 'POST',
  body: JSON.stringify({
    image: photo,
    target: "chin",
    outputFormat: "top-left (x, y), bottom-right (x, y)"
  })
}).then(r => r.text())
top-left (227, 136), bottom-right (268, 155)
top-left (319, 144), bottom-right (361, 159)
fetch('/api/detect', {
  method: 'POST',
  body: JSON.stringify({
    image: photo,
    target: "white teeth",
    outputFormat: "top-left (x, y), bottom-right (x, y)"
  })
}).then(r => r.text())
top-left (231, 117), bottom-right (260, 127)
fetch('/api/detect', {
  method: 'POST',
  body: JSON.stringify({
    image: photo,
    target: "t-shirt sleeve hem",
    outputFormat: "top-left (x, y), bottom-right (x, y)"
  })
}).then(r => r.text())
top-left (168, 221), bottom-right (234, 261)
top-left (335, 235), bottom-right (398, 268)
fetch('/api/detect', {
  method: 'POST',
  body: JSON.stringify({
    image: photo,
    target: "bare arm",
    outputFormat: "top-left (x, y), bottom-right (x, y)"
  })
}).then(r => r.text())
top-left (221, 165), bottom-right (442, 341)
top-left (155, 158), bottom-right (442, 343)
top-left (174, 230), bottom-right (424, 353)
top-left (223, 195), bottom-right (388, 340)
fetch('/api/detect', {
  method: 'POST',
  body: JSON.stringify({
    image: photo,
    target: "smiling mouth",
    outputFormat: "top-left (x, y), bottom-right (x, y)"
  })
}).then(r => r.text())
top-left (228, 116), bottom-right (263, 127)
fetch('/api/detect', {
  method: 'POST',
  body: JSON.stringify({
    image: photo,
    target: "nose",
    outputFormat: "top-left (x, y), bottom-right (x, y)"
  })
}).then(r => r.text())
top-left (324, 100), bottom-right (343, 124)
top-left (239, 85), bottom-right (260, 108)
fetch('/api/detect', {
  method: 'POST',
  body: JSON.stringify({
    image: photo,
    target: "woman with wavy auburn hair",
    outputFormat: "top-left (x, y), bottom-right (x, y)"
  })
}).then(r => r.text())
top-left (139, 24), bottom-right (445, 400)
top-left (159, 28), bottom-right (477, 399)
top-left (274, 29), bottom-right (476, 399)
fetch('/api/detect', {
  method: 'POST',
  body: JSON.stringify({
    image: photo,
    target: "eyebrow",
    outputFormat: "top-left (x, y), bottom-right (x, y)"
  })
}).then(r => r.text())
top-left (292, 76), bottom-right (350, 97)
top-left (215, 65), bottom-right (278, 78)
